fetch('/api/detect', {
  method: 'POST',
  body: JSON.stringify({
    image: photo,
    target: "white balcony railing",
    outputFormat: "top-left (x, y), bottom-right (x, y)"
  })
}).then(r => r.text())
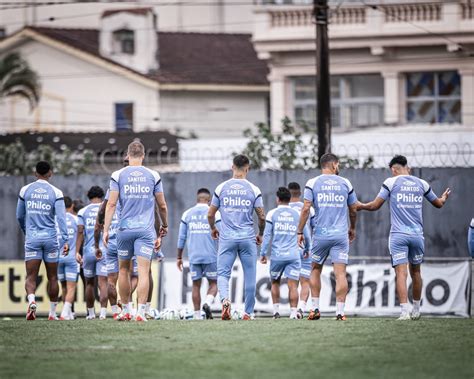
top-left (383, 3), bottom-right (441, 23)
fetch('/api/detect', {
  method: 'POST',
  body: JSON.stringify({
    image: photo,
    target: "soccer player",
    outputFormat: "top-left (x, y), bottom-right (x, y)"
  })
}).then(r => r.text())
top-left (177, 188), bottom-right (220, 320)
top-left (76, 186), bottom-right (108, 320)
top-left (297, 153), bottom-right (358, 321)
top-left (103, 140), bottom-right (168, 322)
top-left (208, 154), bottom-right (265, 320)
top-left (357, 155), bottom-right (450, 320)
top-left (288, 182), bottom-right (315, 318)
top-left (58, 196), bottom-right (79, 320)
top-left (16, 161), bottom-right (68, 320)
top-left (260, 187), bottom-right (310, 319)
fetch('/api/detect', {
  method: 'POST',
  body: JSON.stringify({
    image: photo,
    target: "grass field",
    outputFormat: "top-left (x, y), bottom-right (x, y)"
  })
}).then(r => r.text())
top-left (1, 317), bottom-right (473, 379)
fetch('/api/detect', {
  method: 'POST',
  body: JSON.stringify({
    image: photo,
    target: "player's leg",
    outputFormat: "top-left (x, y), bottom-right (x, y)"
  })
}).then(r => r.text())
top-left (389, 234), bottom-right (410, 320)
top-left (44, 244), bottom-right (60, 321)
top-left (297, 257), bottom-right (312, 317)
top-left (217, 240), bottom-right (238, 320)
top-left (202, 262), bottom-right (217, 320)
top-left (408, 236), bottom-right (424, 320)
top-left (98, 275), bottom-right (108, 320)
top-left (284, 260), bottom-right (301, 319)
top-left (118, 259), bottom-right (132, 319)
top-left (238, 240), bottom-right (257, 319)
top-left (60, 262), bottom-right (78, 320)
top-left (25, 258), bottom-right (41, 320)
top-left (106, 242), bottom-right (120, 317)
top-left (193, 279), bottom-right (203, 320)
top-left (82, 254), bottom-right (97, 319)
top-left (331, 239), bottom-right (349, 321)
top-left (269, 260), bottom-right (284, 318)
top-left (308, 241), bottom-right (329, 320)
top-left (135, 256), bottom-right (152, 321)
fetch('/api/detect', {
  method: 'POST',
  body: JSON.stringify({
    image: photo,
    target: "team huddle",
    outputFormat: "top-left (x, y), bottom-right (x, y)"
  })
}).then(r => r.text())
top-left (16, 140), bottom-right (451, 322)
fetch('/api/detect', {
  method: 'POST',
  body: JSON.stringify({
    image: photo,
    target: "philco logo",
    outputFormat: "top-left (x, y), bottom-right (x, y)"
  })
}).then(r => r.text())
top-left (230, 184), bottom-right (244, 190)
top-left (324, 179), bottom-right (338, 185)
top-left (34, 188), bottom-right (47, 193)
top-left (130, 171), bottom-right (143, 177)
top-left (403, 180), bottom-right (416, 186)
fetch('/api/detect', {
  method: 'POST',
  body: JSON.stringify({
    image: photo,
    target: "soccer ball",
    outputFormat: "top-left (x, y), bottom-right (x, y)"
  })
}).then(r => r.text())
top-left (161, 308), bottom-right (178, 320)
top-left (231, 310), bottom-right (244, 320)
top-left (148, 308), bottom-right (161, 320)
top-left (178, 308), bottom-right (194, 320)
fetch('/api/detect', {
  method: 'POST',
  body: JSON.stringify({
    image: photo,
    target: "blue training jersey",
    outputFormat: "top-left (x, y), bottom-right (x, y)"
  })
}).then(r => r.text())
top-left (261, 205), bottom-right (311, 261)
top-left (304, 174), bottom-right (357, 238)
top-left (110, 166), bottom-right (163, 231)
top-left (60, 213), bottom-right (78, 263)
top-left (211, 178), bottom-right (263, 241)
top-left (377, 175), bottom-right (438, 235)
top-left (177, 204), bottom-right (220, 264)
top-left (77, 203), bottom-right (100, 256)
top-left (16, 179), bottom-right (68, 245)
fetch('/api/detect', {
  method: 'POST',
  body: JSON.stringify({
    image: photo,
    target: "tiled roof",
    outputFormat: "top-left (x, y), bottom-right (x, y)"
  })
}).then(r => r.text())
top-left (30, 27), bottom-right (269, 86)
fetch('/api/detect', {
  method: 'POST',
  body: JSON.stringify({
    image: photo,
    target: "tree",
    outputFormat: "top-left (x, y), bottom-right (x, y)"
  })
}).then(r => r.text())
top-left (238, 118), bottom-right (373, 170)
top-left (0, 141), bottom-right (94, 176)
top-left (0, 52), bottom-right (41, 109)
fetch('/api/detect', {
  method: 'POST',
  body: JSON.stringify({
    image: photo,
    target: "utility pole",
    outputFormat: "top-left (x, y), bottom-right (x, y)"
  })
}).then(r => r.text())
top-left (314, 0), bottom-right (331, 160)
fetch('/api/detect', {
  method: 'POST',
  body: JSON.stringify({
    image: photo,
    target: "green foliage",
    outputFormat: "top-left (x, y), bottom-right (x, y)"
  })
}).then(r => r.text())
top-left (239, 118), bottom-right (373, 170)
top-left (0, 52), bottom-right (41, 109)
top-left (0, 141), bottom-right (94, 176)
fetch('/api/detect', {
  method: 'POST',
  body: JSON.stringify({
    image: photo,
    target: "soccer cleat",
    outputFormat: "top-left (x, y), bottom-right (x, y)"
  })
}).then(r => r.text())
top-left (336, 314), bottom-right (347, 321)
top-left (307, 309), bottom-right (321, 320)
top-left (86, 314), bottom-right (96, 320)
top-left (242, 313), bottom-right (254, 320)
top-left (411, 311), bottom-right (421, 321)
top-left (26, 302), bottom-right (37, 321)
top-left (116, 312), bottom-right (132, 322)
top-left (296, 309), bottom-right (304, 319)
top-left (134, 314), bottom-right (147, 322)
top-left (145, 312), bottom-right (154, 321)
top-left (221, 300), bottom-right (231, 321)
top-left (273, 312), bottom-right (281, 319)
top-left (397, 313), bottom-right (411, 321)
top-left (112, 313), bottom-right (120, 320)
top-left (48, 315), bottom-right (59, 321)
top-left (202, 303), bottom-right (213, 320)
top-left (99, 315), bottom-right (106, 320)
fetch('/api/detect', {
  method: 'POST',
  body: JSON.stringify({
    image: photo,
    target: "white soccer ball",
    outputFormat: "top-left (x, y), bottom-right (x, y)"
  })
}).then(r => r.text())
top-left (161, 308), bottom-right (177, 320)
top-left (179, 308), bottom-right (194, 320)
top-left (231, 310), bottom-right (243, 320)
top-left (149, 308), bottom-right (161, 320)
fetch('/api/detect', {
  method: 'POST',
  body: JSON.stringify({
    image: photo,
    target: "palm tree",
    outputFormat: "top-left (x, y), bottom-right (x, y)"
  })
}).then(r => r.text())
top-left (0, 52), bottom-right (41, 109)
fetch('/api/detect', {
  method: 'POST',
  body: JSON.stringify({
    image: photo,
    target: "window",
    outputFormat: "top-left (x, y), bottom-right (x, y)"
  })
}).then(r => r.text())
top-left (115, 103), bottom-right (134, 131)
top-left (0, 28), bottom-right (5, 40)
top-left (293, 74), bottom-right (384, 130)
top-left (406, 71), bottom-right (461, 124)
top-left (112, 29), bottom-right (135, 55)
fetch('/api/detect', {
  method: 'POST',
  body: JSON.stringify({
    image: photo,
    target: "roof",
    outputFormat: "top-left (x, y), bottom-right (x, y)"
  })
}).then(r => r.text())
top-left (0, 131), bottom-right (179, 157)
top-left (26, 26), bottom-right (269, 87)
top-left (101, 7), bottom-right (154, 18)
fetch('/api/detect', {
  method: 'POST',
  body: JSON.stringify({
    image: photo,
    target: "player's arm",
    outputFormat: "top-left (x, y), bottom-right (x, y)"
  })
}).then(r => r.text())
top-left (103, 190), bottom-right (118, 246)
top-left (303, 223), bottom-right (311, 255)
top-left (154, 192), bottom-right (168, 237)
top-left (259, 216), bottom-right (273, 264)
top-left (297, 200), bottom-right (312, 247)
top-left (76, 224), bottom-right (84, 265)
top-left (429, 188), bottom-right (451, 209)
top-left (357, 197), bottom-right (385, 211)
top-left (97, 199), bottom-right (107, 226)
top-left (255, 207), bottom-right (265, 245)
top-left (176, 217), bottom-right (188, 272)
top-left (55, 198), bottom-right (69, 253)
top-left (16, 197), bottom-right (26, 234)
top-left (208, 205), bottom-right (219, 240)
top-left (348, 203), bottom-right (357, 243)
top-left (94, 219), bottom-right (103, 259)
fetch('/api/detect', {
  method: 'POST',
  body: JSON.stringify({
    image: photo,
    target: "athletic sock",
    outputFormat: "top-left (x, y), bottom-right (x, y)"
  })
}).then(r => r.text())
top-left (111, 305), bottom-right (119, 314)
top-left (49, 302), bottom-right (58, 316)
top-left (145, 302), bottom-right (151, 314)
top-left (205, 294), bottom-right (215, 306)
top-left (27, 294), bottom-right (35, 305)
top-left (137, 303), bottom-right (146, 317)
top-left (290, 307), bottom-right (297, 318)
top-left (312, 297), bottom-right (320, 310)
top-left (400, 303), bottom-right (409, 315)
top-left (336, 302), bottom-right (345, 316)
top-left (128, 302), bottom-right (134, 311)
top-left (61, 302), bottom-right (71, 318)
top-left (100, 307), bottom-right (107, 318)
top-left (297, 300), bottom-right (306, 311)
top-left (194, 311), bottom-right (202, 320)
top-left (87, 307), bottom-right (95, 317)
top-left (413, 300), bottom-right (421, 312)
top-left (273, 303), bottom-right (280, 314)
top-left (122, 303), bottom-right (130, 314)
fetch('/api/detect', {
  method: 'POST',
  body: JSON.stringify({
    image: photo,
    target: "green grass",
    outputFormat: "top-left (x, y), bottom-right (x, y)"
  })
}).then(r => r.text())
top-left (1, 318), bottom-right (473, 379)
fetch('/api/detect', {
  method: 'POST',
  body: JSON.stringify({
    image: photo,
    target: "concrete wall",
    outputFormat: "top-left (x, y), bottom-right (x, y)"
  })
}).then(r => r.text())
top-left (1, 168), bottom-right (472, 261)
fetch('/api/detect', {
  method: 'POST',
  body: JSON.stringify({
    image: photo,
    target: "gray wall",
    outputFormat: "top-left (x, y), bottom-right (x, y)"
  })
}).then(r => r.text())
top-left (1, 168), bottom-right (472, 260)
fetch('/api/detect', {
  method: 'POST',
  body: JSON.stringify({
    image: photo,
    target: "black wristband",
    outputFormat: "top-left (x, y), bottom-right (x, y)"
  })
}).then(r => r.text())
top-left (297, 232), bottom-right (304, 235)
top-left (162, 225), bottom-right (168, 228)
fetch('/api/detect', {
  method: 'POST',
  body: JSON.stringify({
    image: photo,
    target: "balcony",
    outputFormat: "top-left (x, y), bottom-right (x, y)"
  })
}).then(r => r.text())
top-left (253, 0), bottom-right (474, 54)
